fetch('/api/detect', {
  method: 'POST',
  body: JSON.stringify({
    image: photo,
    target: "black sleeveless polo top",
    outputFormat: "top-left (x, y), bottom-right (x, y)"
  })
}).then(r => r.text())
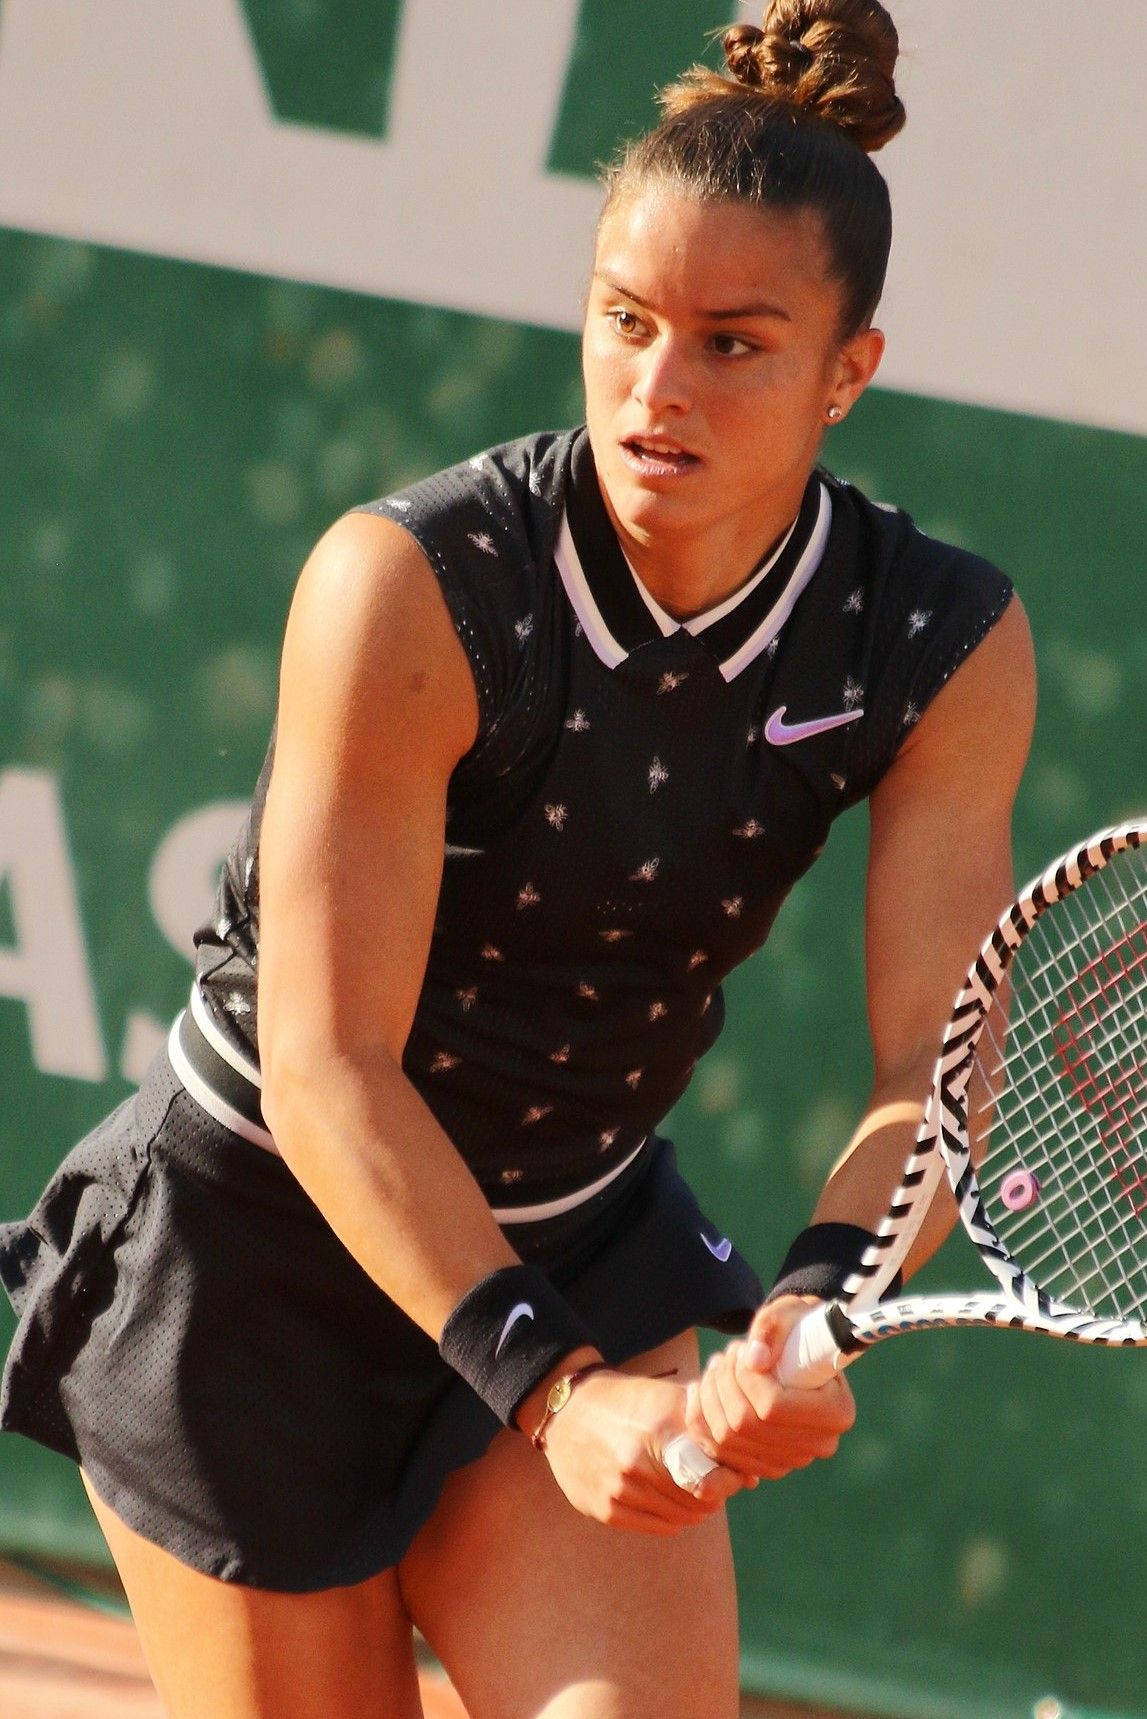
top-left (193, 428), bottom-right (1013, 1208)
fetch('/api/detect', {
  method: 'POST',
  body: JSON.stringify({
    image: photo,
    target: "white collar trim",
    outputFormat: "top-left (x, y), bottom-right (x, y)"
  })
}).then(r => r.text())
top-left (554, 480), bottom-right (832, 678)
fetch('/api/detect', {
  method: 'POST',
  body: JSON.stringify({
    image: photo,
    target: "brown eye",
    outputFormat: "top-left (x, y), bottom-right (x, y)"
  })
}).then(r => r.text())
top-left (608, 308), bottom-right (640, 337)
top-left (710, 332), bottom-right (754, 357)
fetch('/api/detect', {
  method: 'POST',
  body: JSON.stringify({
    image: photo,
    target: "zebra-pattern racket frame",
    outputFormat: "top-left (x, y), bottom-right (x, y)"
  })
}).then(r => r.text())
top-left (680, 823), bottom-right (1147, 1468)
top-left (838, 821), bottom-right (1147, 1354)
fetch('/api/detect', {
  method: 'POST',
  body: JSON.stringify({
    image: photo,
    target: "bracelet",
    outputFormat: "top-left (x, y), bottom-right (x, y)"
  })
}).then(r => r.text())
top-left (529, 1360), bottom-right (610, 1451)
top-left (439, 1264), bottom-right (596, 1427)
top-left (765, 1222), bottom-right (903, 1303)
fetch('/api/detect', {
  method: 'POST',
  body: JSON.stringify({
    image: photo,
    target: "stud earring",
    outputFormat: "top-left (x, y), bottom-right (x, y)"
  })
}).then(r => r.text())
top-left (826, 404), bottom-right (844, 422)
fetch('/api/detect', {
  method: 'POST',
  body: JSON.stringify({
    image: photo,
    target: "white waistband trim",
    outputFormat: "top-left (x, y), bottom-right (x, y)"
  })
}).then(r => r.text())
top-left (190, 982), bottom-right (263, 1086)
top-left (490, 1138), bottom-right (646, 1223)
top-left (168, 1012), bottom-right (278, 1152)
top-left (171, 1000), bottom-right (648, 1225)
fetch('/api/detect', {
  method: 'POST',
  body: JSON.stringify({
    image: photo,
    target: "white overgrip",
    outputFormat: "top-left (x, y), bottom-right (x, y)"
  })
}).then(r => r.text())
top-left (662, 1432), bottom-right (718, 1488)
top-left (774, 1302), bottom-right (849, 1388)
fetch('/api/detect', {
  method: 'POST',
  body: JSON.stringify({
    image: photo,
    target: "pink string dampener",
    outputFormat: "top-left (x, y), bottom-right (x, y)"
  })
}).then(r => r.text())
top-left (1000, 1168), bottom-right (1041, 1212)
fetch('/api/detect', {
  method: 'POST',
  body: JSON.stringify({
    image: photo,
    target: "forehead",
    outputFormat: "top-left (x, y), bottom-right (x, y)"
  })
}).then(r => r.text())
top-left (593, 183), bottom-right (831, 315)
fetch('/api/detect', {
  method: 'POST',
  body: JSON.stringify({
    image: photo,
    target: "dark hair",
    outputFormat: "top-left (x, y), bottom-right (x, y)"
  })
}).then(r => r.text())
top-left (601, 0), bottom-right (906, 339)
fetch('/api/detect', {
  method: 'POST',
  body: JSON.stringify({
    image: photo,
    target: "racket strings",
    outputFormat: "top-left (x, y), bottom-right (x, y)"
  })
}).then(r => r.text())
top-left (980, 928), bottom-right (1147, 1310)
top-left (980, 1001), bottom-right (1147, 1181)
top-left (966, 843), bottom-right (1147, 1322)
top-left (976, 1013), bottom-right (1147, 1316)
top-left (977, 1025), bottom-right (1147, 1301)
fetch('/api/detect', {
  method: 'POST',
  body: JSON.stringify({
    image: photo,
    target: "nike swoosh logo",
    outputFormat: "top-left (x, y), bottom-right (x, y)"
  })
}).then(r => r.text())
top-left (700, 1232), bottom-right (733, 1263)
top-left (764, 704), bottom-right (863, 746)
top-left (494, 1302), bottom-right (535, 1357)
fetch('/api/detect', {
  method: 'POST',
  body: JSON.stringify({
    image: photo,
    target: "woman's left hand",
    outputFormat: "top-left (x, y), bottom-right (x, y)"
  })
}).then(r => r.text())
top-left (682, 1296), bottom-right (855, 1480)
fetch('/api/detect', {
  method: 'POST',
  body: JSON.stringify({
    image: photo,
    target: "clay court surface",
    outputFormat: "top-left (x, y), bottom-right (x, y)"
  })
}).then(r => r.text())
top-left (0, 1558), bottom-right (848, 1719)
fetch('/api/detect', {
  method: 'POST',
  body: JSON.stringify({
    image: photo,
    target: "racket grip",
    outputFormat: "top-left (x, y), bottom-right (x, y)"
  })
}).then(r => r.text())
top-left (662, 1433), bottom-right (718, 1489)
top-left (774, 1302), bottom-right (849, 1389)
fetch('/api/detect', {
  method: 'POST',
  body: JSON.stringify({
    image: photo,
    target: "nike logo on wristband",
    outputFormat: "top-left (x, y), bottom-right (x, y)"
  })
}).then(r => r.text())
top-left (700, 1232), bottom-right (733, 1263)
top-left (764, 704), bottom-right (863, 746)
top-left (494, 1302), bottom-right (536, 1357)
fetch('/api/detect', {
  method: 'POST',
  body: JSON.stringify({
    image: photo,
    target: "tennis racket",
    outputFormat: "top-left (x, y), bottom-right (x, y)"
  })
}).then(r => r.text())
top-left (664, 820), bottom-right (1147, 1490)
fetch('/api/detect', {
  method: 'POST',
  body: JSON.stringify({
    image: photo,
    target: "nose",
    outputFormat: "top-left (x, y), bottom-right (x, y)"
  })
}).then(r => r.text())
top-left (632, 335), bottom-right (691, 415)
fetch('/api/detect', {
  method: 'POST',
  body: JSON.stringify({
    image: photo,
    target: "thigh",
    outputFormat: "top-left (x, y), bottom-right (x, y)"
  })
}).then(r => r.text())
top-left (82, 1473), bottom-right (424, 1719)
top-left (399, 1332), bottom-right (741, 1719)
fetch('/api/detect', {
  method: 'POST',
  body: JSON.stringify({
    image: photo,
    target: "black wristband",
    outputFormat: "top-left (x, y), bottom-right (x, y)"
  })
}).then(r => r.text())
top-left (439, 1264), bottom-right (596, 1427)
top-left (765, 1222), bottom-right (903, 1304)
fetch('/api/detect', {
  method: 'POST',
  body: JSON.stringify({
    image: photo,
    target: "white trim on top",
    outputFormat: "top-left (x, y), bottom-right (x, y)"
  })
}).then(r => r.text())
top-left (630, 508), bottom-right (802, 638)
top-left (175, 986), bottom-right (651, 1225)
top-left (555, 484), bottom-right (830, 674)
top-left (190, 980), bottom-right (263, 1086)
top-left (718, 483), bottom-right (832, 682)
top-left (490, 1137), bottom-right (647, 1223)
top-left (553, 514), bottom-right (629, 668)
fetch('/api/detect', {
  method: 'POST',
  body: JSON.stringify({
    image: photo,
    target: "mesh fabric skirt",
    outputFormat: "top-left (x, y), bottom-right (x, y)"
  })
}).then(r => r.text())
top-left (0, 1051), bottom-right (760, 1591)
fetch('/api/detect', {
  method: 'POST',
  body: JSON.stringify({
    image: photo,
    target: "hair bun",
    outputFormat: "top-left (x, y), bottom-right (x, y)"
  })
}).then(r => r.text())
top-left (724, 0), bottom-right (905, 153)
top-left (722, 23), bottom-right (769, 87)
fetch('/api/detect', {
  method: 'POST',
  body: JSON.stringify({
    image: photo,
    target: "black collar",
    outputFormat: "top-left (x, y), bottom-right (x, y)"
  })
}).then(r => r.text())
top-left (556, 429), bottom-right (832, 682)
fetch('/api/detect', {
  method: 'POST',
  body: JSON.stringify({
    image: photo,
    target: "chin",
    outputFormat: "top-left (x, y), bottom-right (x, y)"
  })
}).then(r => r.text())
top-left (603, 459), bottom-right (703, 540)
top-left (621, 490), bottom-right (701, 546)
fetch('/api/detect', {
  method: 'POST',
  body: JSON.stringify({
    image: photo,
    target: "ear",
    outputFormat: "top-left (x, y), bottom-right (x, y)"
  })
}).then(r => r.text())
top-left (828, 326), bottom-right (885, 421)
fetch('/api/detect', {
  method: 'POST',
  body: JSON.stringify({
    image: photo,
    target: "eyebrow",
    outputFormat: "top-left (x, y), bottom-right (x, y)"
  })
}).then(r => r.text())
top-left (595, 272), bottom-right (792, 322)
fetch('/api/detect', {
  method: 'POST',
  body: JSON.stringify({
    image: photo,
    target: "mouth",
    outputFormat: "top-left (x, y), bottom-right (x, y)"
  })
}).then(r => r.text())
top-left (618, 435), bottom-right (701, 479)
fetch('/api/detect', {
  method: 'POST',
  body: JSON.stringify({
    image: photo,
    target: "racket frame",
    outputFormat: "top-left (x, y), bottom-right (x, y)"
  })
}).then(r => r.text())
top-left (779, 820), bottom-right (1147, 1381)
top-left (665, 821), bottom-right (1147, 1482)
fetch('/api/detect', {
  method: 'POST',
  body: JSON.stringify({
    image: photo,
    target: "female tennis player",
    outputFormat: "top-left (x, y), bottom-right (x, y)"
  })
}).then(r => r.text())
top-left (0, 2), bottom-right (1034, 1714)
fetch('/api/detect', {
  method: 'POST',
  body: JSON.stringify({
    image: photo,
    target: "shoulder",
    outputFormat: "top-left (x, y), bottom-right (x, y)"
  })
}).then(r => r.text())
top-left (820, 472), bottom-right (1023, 802)
top-left (353, 429), bottom-right (575, 568)
top-left (822, 470), bottom-right (1013, 627)
top-left (348, 429), bottom-right (577, 734)
top-left (280, 508), bottom-right (480, 767)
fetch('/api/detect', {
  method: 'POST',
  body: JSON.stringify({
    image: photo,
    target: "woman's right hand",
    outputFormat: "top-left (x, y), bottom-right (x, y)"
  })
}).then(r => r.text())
top-left (528, 1365), bottom-right (747, 1533)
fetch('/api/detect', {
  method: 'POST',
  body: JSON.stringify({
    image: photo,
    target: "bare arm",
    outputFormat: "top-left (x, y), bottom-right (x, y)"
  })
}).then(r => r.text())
top-left (256, 511), bottom-right (742, 1525)
top-left (257, 510), bottom-right (523, 1337)
top-left (810, 594), bottom-right (1036, 1270)
top-left (687, 595), bottom-right (1036, 1472)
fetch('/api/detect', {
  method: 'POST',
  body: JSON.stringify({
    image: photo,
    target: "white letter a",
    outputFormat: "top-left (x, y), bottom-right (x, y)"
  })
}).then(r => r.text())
top-left (0, 770), bottom-right (107, 1081)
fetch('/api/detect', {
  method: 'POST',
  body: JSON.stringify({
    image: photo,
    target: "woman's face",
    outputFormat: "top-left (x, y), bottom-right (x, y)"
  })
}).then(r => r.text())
top-left (583, 183), bottom-right (883, 584)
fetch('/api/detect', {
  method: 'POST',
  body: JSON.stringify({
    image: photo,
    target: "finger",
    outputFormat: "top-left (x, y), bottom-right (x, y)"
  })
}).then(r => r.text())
top-left (624, 1474), bottom-right (729, 1529)
top-left (708, 1343), bottom-right (767, 1447)
top-left (643, 1446), bottom-right (734, 1512)
top-left (684, 1378), bottom-right (718, 1451)
top-left (701, 1352), bottom-right (843, 1473)
top-left (693, 1464), bottom-right (756, 1500)
top-left (661, 1432), bottom-right (717, 1491)
top-left (662, 1444), bottom-right (746, 1505)
top-left (690, 1359), bottom-right (778, 1476)
top-left (695, 1350), bottom-right (738, 1445)
top-left (747, 1292), bottom-right (821, 1347)
top-left (749, 1370), bottom-right (855, 1440)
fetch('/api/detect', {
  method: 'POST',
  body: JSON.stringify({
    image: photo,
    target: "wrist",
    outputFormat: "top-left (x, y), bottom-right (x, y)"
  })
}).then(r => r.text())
top-left (438, 1263), bottom-right (597, 1427)
top-left (765, 1222), bottom-right (903, 1304)
top-left (513, 1347), bottom-right (605, 1440)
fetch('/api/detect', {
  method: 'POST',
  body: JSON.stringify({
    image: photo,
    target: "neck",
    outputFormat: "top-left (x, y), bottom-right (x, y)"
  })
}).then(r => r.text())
top-left (600, 490), bottom-right (808, 623)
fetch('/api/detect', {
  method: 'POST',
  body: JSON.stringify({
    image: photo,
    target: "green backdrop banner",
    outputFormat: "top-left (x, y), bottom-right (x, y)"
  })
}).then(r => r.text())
top-left (1, 5), bottom-right (1146, 1717)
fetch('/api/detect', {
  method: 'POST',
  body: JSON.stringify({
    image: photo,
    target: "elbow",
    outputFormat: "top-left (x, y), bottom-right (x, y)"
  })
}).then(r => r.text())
top-left (259, 1027), bottom-right (404, 1148)
top-left (259, 1034), bottom-right (328, 1148)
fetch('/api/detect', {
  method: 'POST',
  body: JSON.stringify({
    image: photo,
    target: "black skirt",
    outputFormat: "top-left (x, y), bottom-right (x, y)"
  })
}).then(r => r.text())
top-left (0, 1051), bottom-right (761, 1592)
